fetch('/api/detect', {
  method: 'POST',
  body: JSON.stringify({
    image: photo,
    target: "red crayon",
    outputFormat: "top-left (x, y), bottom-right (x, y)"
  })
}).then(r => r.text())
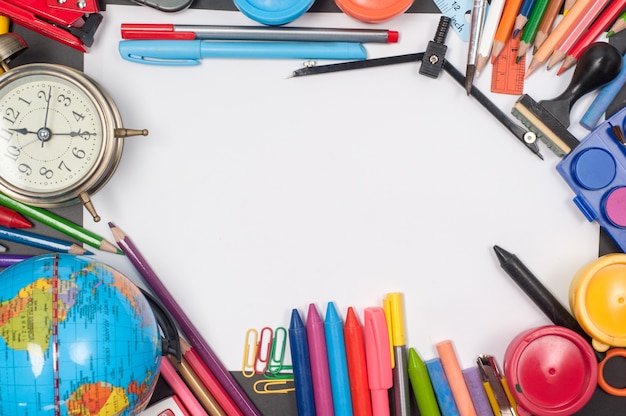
top-left (0, 205), bottom-right (31, 229)
top-left (344, 307), bottom-right (373, 416)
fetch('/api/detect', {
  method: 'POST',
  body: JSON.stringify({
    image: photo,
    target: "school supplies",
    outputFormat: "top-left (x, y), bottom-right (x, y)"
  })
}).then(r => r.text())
top-left (121, 23), bottom-right (399, 43)
top-left (0, 225), bottom-right (91, 254)
top-left (119, 40), bottom-right (368, 65)
top-left (0, 0), bottom-right (102, 52)
top-left (109, 223), bottom-right (262, 416)
top-left (512, 42), bottom-right (622, 156)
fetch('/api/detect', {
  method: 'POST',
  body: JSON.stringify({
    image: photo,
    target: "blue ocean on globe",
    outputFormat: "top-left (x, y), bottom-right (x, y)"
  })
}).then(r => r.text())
top-left (0, 253), bottom-right (162, 415)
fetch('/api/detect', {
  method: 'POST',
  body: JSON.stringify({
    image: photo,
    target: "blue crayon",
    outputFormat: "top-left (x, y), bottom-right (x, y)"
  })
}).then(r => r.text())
top-left (324, 301), bottom-right (353, 416)
top-left (289, 308), bottom-right (316, 416)
top-left (425, 358), bottom-right (460, 416)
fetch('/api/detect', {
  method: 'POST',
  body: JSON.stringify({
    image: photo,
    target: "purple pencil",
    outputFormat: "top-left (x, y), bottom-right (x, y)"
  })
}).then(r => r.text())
top-left (0, 254), bottom-right (32, 268)
top-left (306, 303), bottom-right (334, 415)
top-left (108, 222), bottom-right (261, 416)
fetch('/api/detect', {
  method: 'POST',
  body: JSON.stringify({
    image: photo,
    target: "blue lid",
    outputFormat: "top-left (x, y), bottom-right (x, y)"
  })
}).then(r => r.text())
top-left (234, 0), bottom-right (315, 25)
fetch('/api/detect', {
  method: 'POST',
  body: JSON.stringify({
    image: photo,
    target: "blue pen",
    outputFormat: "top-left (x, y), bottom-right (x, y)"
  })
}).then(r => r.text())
top-left (425, 358), bottom-right (461, 416)
top-left (119, 40), bottom-right (367, 65)
top-left (289, 309), bottom-right (316, 416)
top-left (324, 302), bottom-right (353, 416)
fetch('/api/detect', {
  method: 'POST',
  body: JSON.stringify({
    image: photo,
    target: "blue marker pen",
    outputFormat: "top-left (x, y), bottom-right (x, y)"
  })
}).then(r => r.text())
top-left (289, 309), bottom-right (316, 416)
top-left (325, 301), bottom-right (353, 416)
top-left (119, 40), bottom-right (367, 65)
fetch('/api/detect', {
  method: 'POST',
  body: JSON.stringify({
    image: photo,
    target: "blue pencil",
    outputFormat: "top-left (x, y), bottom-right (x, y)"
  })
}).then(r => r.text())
top-left (324, 302), bottom-right (353, 416)
top-left (513, 0), bottom-right (538, 38)
top-left (0, 225), bottom-right (92, 255)
top-left (289, 309), bottom-right (316, 416)
top-left (425, 358), bottom-right (460, 416)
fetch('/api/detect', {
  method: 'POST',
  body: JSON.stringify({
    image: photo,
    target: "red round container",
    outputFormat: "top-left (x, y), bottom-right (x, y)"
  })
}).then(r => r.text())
top-left (503, 326), bottom-right (597, 416)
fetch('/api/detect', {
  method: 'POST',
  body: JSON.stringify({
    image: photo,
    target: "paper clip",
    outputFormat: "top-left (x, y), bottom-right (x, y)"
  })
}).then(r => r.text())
top-left (253, 379), bottom-right (295, 394)
top-left (267, 326), bottom-right (293, 379)
top-left (255, 326), bottom-right (274, 374)
top-left (242, 328), bottom-right (259, 378)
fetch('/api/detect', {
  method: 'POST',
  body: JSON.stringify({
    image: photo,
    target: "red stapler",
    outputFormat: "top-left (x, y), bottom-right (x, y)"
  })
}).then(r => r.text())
top-left (0, 0), bottom-right (104, 52)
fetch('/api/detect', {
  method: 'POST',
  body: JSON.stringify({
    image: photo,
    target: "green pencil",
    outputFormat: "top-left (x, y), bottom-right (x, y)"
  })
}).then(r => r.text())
top-left (517, 0), bottom-right (550, 60)
top-left (607, 10), bottom-right (626, 38)
top-left (0, 192), bottom-right (120, 253)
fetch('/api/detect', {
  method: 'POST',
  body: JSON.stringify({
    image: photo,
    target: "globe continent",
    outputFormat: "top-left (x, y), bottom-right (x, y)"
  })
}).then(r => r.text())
top-left (0, 254), bottom-right (162, 415)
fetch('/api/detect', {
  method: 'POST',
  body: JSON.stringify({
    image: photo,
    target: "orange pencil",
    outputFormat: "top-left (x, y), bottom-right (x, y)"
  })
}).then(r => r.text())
top-left (546, 0), bottom-right (611, 69)
top-left (525, 0), bottom-right (593, 78)
top-left (532, 0), bottom-right (565, 52)
top-left (557, 0), bottom-right (626, 75)
top-left (491, 0), bottom-right (524, 61)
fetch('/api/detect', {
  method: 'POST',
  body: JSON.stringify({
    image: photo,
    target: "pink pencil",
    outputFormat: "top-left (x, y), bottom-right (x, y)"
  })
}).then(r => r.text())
top-left (547, 0), bottom-right (611, 69)
top-left (558, 0), bottom-right (626, 74)
top-left (160, 358), bottom-right (209, 416)
top-left (306, 303), bottom-right (334, 415)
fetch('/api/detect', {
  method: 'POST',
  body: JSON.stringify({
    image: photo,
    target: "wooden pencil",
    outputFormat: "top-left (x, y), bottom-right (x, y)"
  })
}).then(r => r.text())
top-left (532, 0), bottom-right (565, 52)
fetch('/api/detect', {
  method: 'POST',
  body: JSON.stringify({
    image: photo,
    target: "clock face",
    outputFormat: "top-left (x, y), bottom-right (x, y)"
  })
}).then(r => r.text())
top-left (0, 72), bottom-right (104, 194)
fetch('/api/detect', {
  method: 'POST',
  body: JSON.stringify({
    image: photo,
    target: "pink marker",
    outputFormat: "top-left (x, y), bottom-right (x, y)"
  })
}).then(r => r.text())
top-left (306, 303), bottom-right (334, 415)
top-left (364, 307), bottom-right (393, 416)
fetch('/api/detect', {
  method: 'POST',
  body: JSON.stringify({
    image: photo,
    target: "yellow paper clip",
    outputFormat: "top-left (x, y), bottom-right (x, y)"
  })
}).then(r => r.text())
top-left (253, 379), bottom-right (295, 394)
top-left (255, 326), bottom-right (274, 374)
top-left (242, 328), bottom-right (258, 378)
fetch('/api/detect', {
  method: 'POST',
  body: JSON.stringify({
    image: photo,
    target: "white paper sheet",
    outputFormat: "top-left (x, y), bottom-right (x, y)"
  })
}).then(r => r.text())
top-left (85, 5), bottom-right (600, 371)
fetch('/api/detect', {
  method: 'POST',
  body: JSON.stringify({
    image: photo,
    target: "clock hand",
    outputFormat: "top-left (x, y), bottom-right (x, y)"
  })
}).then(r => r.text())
top-left (55, 130), bottom-right (96, 139)
top-left (9, 128), bottom-right (38, 135)
top-left (39, 86), bottom-right (52, 148)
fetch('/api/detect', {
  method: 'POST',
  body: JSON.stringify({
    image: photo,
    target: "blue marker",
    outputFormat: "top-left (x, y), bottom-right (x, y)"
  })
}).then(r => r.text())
top-left (119, 40), bottom-right (367, 65)
top-left (425, 358), bottom-right (460, 416)
top-left (324, 302), bottom-right (353, 416)
top-left (289, 309), bottom-right (316, 416)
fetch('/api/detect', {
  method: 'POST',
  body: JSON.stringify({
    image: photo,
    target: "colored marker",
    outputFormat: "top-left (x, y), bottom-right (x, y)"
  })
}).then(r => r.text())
top-left (119, 40), bottom-right (367, 65)
top-left (436, 340), bottom-right (477, 416)
top-left (344, 307), bottom-right (372, 416)
top-left (289, 309), bottom-right (316, 416)
top-left (425, 358), bottom-right (460, 416)
top-left (385, 293), bottom-right (411, 416)
top-left (121, 23), bottom-right (399, 43)
top-left (306, 303), bottom-right (334, 416)
top-left (407, 348), bottom-right (441, 416)
top-left (364, 307), bottom-right (392, 416)
top-left (325, 302), bottom-right (353, 416)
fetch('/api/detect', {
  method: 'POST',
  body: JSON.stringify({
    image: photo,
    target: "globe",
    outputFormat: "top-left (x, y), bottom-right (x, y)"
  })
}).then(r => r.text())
top-left (0, 253), bottom-right (162, 415)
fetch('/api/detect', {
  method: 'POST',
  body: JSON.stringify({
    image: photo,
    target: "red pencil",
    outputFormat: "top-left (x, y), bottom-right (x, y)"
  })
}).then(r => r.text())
top-left (557, 0), bottom-right (626, 75)
top-left (0, 205), bottom-right (31, 228)
top-left (344, 307), bottom-right (373, 416)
